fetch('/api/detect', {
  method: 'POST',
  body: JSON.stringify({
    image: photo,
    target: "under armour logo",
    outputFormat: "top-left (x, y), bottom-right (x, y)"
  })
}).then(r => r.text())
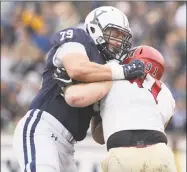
top-left (128, 64), bottom-right (136, 70)
top-left (51, 134), bottom-right (58, 141)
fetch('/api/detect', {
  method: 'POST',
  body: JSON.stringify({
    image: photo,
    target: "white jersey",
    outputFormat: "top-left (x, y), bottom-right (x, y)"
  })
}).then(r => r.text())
top-left (100, 74), bottom-right (175, 142)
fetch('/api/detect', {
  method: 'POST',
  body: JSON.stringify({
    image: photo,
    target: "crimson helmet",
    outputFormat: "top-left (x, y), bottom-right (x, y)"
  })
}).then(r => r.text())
top-left (122, 45), bottom-right (165, 80)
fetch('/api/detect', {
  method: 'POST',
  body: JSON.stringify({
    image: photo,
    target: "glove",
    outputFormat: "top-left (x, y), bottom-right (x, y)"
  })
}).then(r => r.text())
top-left (53, 68), bottom-right (75, 95)
top-left (123, 59), bottom-right (145, 80)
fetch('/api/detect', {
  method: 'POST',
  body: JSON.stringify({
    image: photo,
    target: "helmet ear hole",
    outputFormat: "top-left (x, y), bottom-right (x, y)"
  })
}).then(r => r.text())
top-left (139, 48), bottom-right (143, 55)
top-left (90, 27), bottom-right (95, 33)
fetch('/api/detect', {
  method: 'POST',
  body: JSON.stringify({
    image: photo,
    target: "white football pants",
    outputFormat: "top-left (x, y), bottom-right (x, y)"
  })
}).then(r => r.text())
top-left (12, 109), bottom-right (77, 172)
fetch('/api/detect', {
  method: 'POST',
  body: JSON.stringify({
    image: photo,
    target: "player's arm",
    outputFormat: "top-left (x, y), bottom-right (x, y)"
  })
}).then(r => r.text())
top-left (91, 115), bottom-right (105, 145)
top-left (157, 83), bottom-right (176, 129)
top-left (53, 30), bottom-right (144, 82)
top-left (57, 50), bottom-right (144, 83)
top-left (60, 51), bottom-right (114, 82)
top-left (55, 43), bottom-right (125, 82)
top-left (164, 117), bottom-right (173, 129)
top-left (64, 81), bottom-right (112, 107)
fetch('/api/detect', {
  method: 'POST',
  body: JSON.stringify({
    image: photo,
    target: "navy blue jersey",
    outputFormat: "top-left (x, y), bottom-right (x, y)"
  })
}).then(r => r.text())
top-left (29, 28), bottom-right (105, 141)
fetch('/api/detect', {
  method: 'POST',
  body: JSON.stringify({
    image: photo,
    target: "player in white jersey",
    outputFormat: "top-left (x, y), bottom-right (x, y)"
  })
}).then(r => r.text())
top-left (62, 45), bottom-right (177, 172)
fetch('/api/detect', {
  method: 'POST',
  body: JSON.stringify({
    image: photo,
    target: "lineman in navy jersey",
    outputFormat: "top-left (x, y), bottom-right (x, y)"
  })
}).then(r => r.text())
top-left (12, 6), bottom-right (145, 172)
top-left (29, 28), bottom-right (105, 141)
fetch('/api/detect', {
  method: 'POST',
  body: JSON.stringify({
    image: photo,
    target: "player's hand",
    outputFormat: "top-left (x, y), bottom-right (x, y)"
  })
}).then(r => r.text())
top-left (123, 59), bottom-right (145, 80)
top-left (53, 68), bottom-right (74, 89)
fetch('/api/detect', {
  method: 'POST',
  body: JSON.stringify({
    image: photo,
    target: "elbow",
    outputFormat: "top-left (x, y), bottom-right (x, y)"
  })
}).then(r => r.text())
top-left (91, 123), bottom-right (105, 145)
top-left (65, 90), bottom-right (87, 107)
top-left (65, 95), bottom-right (85, 107)
top-left (92, 134), bottom-right (105, 145)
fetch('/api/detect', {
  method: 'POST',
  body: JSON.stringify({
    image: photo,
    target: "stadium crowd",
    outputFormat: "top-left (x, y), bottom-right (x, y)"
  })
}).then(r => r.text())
top-left (1, 1), bottom-right (186, 135)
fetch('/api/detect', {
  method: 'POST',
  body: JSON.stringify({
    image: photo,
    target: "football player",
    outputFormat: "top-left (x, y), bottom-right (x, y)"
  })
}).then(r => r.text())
top-left (12, 6), bottom-right (145, 172)
top-left (62, 45), bottom-right (177, 172)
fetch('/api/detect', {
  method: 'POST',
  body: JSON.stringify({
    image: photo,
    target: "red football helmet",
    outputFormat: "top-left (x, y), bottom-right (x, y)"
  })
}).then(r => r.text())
top-left (122, 45), bottom-right (165, 80)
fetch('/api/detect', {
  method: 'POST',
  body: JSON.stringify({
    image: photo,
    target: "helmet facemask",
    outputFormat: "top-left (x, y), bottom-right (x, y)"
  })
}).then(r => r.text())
top-left (96, 24), bottom-right (132, 62)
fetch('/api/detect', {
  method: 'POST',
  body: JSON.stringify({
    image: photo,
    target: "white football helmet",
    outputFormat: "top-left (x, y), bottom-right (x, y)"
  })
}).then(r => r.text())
top-left (84, 6), bottom-right (132, 61)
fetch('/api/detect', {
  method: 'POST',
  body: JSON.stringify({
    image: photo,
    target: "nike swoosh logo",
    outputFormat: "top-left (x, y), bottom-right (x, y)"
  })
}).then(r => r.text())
top-left (55, 77), bottom-right (72, 83)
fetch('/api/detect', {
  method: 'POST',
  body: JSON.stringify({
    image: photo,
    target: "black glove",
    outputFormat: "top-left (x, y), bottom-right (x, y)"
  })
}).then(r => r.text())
top-left (53, 68), bottom-right (75, 94)
top-left (123, 59), bottom-right (145, 80)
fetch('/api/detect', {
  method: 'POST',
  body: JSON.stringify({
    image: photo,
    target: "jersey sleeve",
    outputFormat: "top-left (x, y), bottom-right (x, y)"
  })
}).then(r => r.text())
top-left (50, 28), bottom-right (104, 67)
top-left (45, 28), bottom-right (105, 71)
top-left (157, 83), bottom-right (176, 125)
top-left (53, 42), bottom-right (87, 68)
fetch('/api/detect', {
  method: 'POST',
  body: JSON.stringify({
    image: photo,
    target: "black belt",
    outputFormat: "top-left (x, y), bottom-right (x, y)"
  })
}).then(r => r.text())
top-left (107, 130), bottom-right (167, 151)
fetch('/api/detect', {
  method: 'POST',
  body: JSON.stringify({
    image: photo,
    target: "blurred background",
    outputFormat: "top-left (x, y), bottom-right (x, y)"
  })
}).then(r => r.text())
top-left (1, 1), bottom-right (186, 172)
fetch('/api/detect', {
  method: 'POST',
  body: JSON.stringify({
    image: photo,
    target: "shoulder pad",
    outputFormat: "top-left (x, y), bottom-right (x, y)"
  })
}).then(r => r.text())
top-left (50, 28), bottom-right (94, 47)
